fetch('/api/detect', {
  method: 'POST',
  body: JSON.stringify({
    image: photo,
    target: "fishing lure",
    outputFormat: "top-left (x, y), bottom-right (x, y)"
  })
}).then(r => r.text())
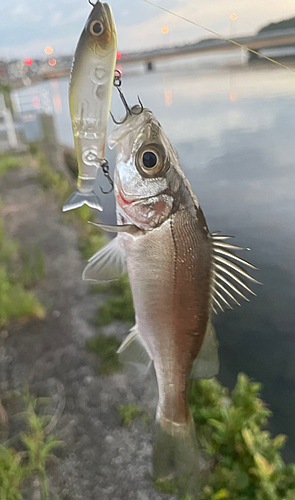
top-left (63, 0), bottom-right (117, 212)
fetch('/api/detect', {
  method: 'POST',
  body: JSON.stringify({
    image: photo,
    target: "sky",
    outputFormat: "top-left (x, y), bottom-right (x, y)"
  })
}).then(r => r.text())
top-left (1, 0), bottom-right (295, 60)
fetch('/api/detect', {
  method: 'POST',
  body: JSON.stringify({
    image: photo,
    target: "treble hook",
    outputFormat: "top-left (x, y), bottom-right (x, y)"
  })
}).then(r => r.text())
top-left (99, 159), bottom-right (114, 194)
top-left (110, 70), bottom-right (144, 125)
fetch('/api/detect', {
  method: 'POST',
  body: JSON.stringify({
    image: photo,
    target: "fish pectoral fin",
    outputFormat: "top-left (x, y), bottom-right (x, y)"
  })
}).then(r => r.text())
top-left (62, 190), bottom-right (102, 212)
top-left (190, 322), bottom-right (219, 379)
top-left (117, 325), bottom-right (153, 372)
top-left (82, 237), bottom-right (126, 282)
top-left (88, 221), bottom-right (141, 234)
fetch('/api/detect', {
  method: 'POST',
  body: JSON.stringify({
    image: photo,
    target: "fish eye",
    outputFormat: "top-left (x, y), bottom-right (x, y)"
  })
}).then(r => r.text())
top-left (142, 151), bottom-right (158, 169)
top-left (90, 20), bottom-right (104, 36)
top-left (136, 144), bottom-right (166, 177)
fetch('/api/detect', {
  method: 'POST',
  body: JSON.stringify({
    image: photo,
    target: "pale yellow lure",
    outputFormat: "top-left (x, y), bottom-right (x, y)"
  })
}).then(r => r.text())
top-left (63, 1), bottom-right (117, 212)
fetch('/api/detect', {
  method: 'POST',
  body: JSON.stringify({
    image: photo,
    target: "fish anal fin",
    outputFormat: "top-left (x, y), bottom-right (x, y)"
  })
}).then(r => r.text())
top-left (190, 322), bottom-right (219, 379)
top-left (118, 325), bottom-right (152, 372)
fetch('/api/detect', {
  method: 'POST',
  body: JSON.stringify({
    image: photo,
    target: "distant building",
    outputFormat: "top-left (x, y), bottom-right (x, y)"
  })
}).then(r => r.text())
top-left (0, 61), bottom-right (9, 84)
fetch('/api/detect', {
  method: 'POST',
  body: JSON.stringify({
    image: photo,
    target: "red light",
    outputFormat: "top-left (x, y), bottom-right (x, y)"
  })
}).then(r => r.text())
top-left (116, 51), bottom-right (121, 60)
top-left (24, 58), bottom-right (33, 66)
top-left (48, 58), bottom-right (57, 67)
top-left (32, 97), bottom-right (40, 108)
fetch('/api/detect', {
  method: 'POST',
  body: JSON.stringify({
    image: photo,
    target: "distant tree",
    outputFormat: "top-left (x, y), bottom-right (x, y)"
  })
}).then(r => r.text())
top-left (259, 16), bottom-right (295, 34)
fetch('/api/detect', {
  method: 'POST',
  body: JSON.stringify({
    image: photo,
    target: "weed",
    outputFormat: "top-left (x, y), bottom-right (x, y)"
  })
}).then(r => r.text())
top-left (0, 212), bottom-right (45, 328)
top-left (0, 391), bottom-right (62, 500)
top-left (118, 404), bottom-right (150, 427)
top-left (155, 477), bottom-right (178, 495)
top-left (78, 231), bottom-right (106, 261)
top-left (86, 333), bottom-right (122, 375)
top-left (178, 374), bottom-right (295, 500)
top-left (0, 156), bottom-right (19, 178)
top-left (36, 149), bottom-right (106, 263)
top-left (95, 275), bottom-right (135, 326)
top-left (19, 246), bottom-right (46, 287)
top-left (0, 267), bottom-right (45, 328)
top-left (37, 152), bottom-right (69, 200)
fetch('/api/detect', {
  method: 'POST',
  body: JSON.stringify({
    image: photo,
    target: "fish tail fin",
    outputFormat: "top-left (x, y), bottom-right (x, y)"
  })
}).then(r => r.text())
top-left (152, 415), bottom-right (205, 495)
top-left (62, 189), bottom-right (102, 212)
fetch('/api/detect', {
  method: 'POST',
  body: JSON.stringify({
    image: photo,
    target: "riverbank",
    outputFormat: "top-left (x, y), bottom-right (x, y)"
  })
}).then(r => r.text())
top-left (0, 159), bottom-right (172, 500)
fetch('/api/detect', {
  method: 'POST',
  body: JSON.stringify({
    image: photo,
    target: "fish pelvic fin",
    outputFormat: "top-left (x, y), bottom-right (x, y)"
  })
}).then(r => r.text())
top-left (62, 189), bottom-right (102, 212)
top-left (191, 322), bottom-right (219, 379)
top-left (210, 232), bottom-right (261, 314)
top-left (153, 415), bottom-right (207, 495)
top-left (87, 221), bottom-right (142, 235)
top-left (82, 236), bottom-right (126, 282)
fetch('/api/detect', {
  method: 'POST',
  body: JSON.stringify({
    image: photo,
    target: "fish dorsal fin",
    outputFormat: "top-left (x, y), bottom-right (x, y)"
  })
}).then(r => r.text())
top-left (117, 325), bottom-right (153, 372)
top-left (191, 322), bottom-right (219, 379)
top-left (210, 233), bottom-right (261, 314)
top-left (82, 237), bottom-right (126, 282)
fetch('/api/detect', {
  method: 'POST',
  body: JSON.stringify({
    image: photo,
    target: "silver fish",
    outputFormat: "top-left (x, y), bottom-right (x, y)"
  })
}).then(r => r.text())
top-left (63, 0), bottom-right (117, 212)
top-left (83, 107), bottom-right (259, 489)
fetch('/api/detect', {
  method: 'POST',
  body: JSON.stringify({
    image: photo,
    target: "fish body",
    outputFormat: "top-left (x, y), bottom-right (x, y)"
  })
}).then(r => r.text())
top-left (63, 1), bottom-right (117, 212)
top-left (83, 108), bottom-right (259, 488)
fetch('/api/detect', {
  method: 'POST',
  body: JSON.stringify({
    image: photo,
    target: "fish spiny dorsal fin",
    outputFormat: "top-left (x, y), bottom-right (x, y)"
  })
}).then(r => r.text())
top-left (210, 232), bottom-right (261, 315)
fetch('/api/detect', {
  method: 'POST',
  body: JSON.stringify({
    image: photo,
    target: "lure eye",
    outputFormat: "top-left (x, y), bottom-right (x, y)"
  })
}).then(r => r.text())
top-left (90, 20), bottom-right (104, 36)
top-left (136, 144), bottom-right (166, 177)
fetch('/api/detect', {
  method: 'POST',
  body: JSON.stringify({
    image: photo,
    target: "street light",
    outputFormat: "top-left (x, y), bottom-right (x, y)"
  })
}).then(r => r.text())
top-left (45, 46), bottom-right (53, 55)
top-left (161, 26), bottom-right (169, 34)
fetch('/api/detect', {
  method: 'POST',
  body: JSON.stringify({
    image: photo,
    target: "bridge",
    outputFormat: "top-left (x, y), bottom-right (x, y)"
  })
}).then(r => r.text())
top-left (10, 28), bottom-right (295, 88)
top-left (120, 28), bottom-right (295, 69)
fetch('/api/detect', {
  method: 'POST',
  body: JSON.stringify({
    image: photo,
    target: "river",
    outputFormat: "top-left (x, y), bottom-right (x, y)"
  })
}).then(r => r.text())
top-left (12, 52), bottom-right (295, 460)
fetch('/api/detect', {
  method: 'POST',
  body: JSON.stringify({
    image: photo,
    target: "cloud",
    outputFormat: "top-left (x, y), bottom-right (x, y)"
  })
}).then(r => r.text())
top-left (49, 11), bottom-right (63, 27)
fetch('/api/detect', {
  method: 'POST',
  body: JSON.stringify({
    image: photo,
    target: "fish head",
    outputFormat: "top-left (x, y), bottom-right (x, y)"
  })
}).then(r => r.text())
top-left (108, 108), bottom-right (183, 230)
top-left (83, 1), bottom-right (116, 56)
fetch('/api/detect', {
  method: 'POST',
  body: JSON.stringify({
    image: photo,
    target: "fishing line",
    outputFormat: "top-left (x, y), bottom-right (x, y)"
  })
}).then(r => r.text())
top-left (143, 0), bottom-right (295, 74)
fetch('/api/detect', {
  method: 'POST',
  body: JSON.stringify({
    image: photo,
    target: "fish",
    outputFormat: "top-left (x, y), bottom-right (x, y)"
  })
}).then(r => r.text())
top-left (82, 107), bottom-right (260, 490)
top-left (63, 0), bottom-right (117, 212)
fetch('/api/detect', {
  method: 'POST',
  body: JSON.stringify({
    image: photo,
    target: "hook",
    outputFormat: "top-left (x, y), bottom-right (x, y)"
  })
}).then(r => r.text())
top-left (99, 159), bottom-right (114, 194)
top-left (88, 0), bottom-right (96, 6)
top-left (111, 70), bottom-right (144, 124)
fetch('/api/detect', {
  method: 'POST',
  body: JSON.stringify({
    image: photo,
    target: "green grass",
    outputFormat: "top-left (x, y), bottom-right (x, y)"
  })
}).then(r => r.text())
top-left (0, 158), bottom-right (46, 327)
top-left (0, 267), bottom-right (45, 327)
top-left (0, 391), bottom-right (62, 500)
top-left (0, 156), bottom-right (20, 178)
top-left (37, 152), bottom-right (69, 200)
top-left (118, 403), bottom-right (150, 427)
top-left (154, 374), bottom-right (295, 499)
top-left (94, 275), bottom-right (135, 326)
top-left (86, 333), bottom-right (122, 375)
top-left (78, 231), bottom-right (106, 261)
top-left (18, 245), bottom-right (46, 287)
top-left (36, 149), bottom-right (107, 262)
